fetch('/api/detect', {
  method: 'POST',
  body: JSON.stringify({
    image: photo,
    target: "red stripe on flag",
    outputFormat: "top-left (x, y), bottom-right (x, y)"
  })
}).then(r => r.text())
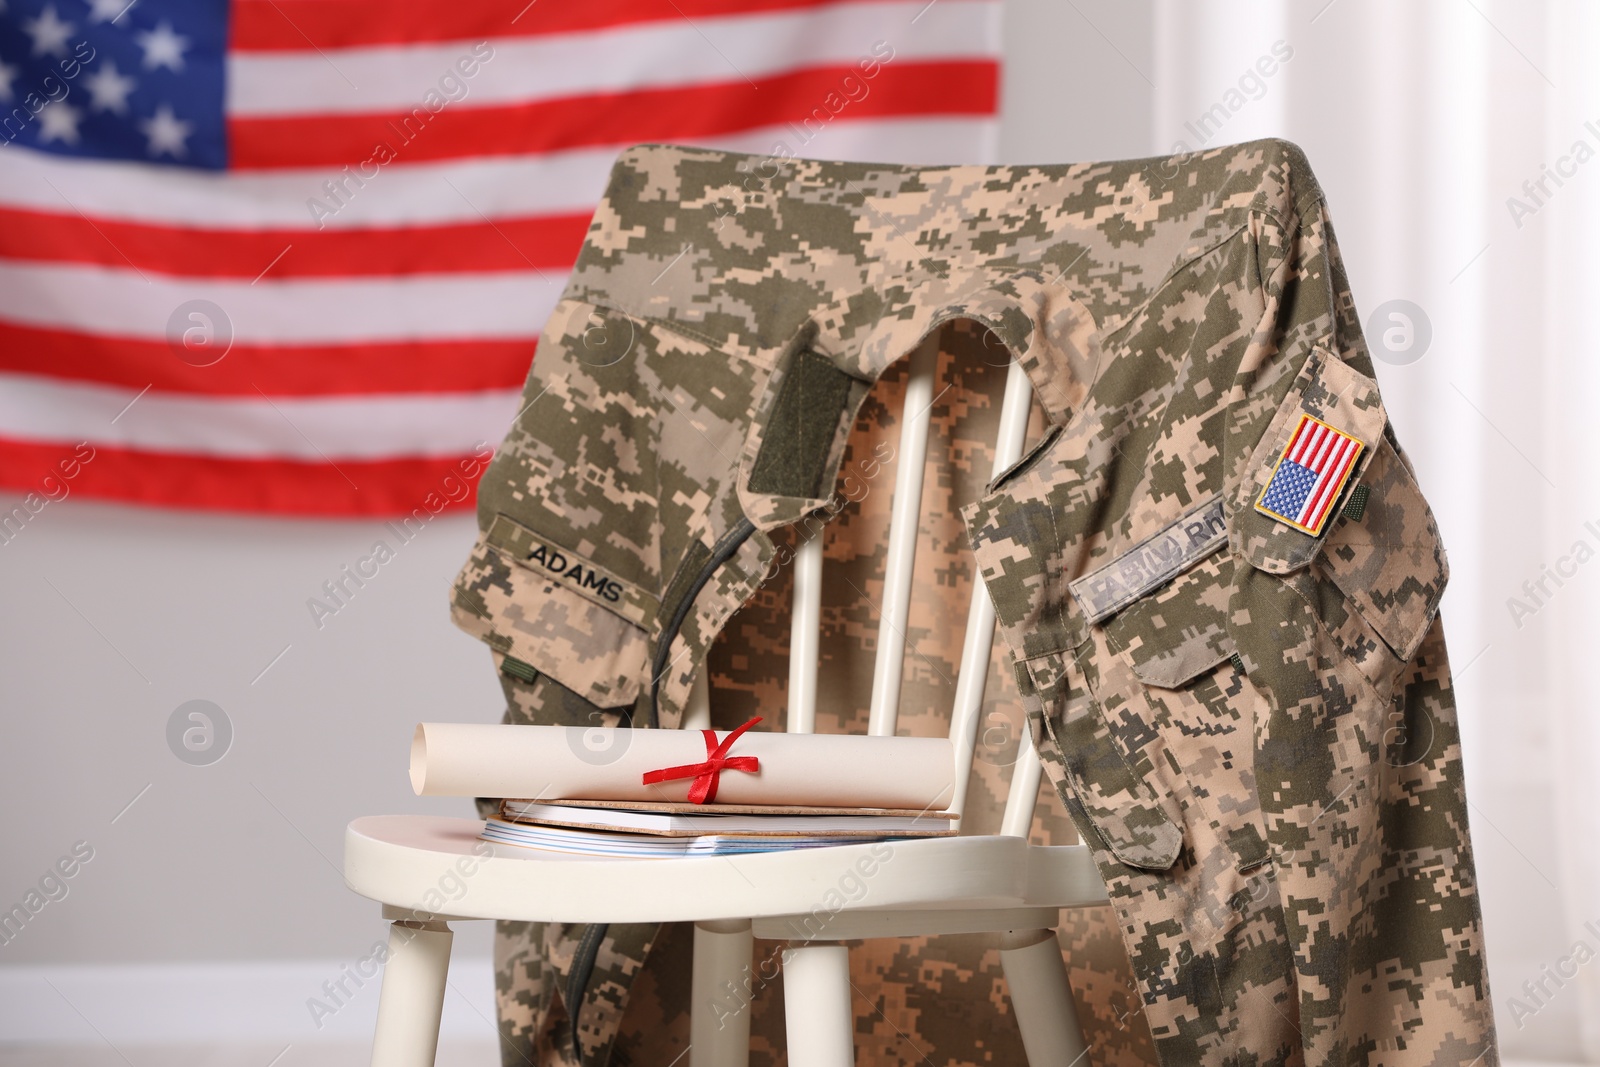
top-left (0, 208), bottom-right (590, 278)
top-left (1287, 419), bottom-right (1318, 465)
top-left (1283, 416), bottom-right (1306, 463)
top-left (0, 322), bottom-right (536, 396)
top-left (1312, 428), bottom-right (1337, 473)
top-left (1304, 439), bottom-right (1357, 532)
top-left (0, 437), bottom-right (485, 517)
top-left (229, 61), bottom-right (1000, 169)
top-left (230, 0), bottom-right (886, 51)
top-left (1294, 438), bottom-right (1337, 523)
top-left (1297, 425), bottom-right (1322, 469)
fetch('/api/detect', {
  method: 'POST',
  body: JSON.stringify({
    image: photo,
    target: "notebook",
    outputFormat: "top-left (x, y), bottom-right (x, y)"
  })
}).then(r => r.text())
top-left (481, 818), bottom-right (900, 857)
top-left (498, 800), bottom-right (957, 838)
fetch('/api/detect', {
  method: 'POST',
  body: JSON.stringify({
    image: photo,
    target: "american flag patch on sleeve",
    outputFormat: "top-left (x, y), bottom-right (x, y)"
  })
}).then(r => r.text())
top-left (1253, 414), bottom-right (1366, 536)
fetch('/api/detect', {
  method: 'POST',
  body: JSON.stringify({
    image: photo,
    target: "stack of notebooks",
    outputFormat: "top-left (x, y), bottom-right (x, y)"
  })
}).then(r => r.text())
top-left (410, 721), bottom-right (962, 859)
top-left (482, 799), bottom-right (956, 858)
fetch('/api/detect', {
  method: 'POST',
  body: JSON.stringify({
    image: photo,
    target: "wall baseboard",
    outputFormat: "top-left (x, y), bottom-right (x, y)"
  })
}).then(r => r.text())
top-left (0, 958), bottom-right (497, 1044)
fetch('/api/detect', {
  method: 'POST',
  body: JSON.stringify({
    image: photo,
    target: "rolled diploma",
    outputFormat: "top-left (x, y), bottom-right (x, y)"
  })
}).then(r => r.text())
top-left (411, 722), bottom-right (956, 810)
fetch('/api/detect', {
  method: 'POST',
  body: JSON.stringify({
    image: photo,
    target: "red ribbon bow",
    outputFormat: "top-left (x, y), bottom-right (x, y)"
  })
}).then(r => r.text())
top-left (641, 716), bottom-right (763, 804)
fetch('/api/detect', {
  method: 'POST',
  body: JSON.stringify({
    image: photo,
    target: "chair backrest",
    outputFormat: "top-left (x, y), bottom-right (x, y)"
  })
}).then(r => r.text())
top-left (690, 329), bottom-right (1043, 837)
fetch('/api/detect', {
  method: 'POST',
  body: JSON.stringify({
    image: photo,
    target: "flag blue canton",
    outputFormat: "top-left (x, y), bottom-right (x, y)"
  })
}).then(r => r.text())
top-left (0, 0), bottom-right (226, 168)
top-left (1259, 458), bottom-right (1319, 522)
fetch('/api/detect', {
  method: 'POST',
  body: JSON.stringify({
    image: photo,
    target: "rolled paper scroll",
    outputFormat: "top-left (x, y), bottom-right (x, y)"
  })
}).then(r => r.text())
top-left (411, 722), bottom-right (956, 811)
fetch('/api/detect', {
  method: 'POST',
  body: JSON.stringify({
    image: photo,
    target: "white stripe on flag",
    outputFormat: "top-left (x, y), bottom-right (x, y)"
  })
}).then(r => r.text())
top-left (0, 118), bottom-right (996, 229)
top-left (0, 373), bottom-right (522, 460)
top-left (228, 1), bottom-right (998, 117)
top-left (0, 145), bottom-right (609, 227)
top-left (0, 262), bottom-right (564, 342)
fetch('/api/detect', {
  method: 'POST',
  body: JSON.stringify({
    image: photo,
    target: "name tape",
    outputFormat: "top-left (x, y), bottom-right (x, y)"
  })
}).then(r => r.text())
top-left (1069, 494), bottom-right (1228, 624)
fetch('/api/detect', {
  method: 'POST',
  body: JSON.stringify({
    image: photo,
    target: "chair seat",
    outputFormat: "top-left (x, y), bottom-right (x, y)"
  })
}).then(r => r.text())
top-left (344, 816), bottom-right (1107, 925)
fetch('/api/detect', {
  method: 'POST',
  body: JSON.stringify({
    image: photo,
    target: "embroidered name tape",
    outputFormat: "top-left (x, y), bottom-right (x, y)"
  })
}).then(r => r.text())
top-left (1070, 494), bottom-right (1228, 624)
top-left (1254, 414), bottom-right (1365, 537)
top-left (484, 514), bottom-right (657, 627)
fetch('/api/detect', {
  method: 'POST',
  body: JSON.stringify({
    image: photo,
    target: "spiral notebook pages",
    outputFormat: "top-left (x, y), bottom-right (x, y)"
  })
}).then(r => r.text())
top-left (483, 819), bottom-right (895, 857)
top-left (481, 800), bottom-right (954, 857)
top-left (502, 799), bottom-right (955, 835)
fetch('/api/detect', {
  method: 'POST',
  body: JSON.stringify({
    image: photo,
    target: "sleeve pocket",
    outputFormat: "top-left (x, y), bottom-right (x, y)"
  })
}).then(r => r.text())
top-left (1026, 646), bottom-right (1184, 871)
top-left (1318, 436), bottom-right (1448, 663)
top-left (451, 516), bottom-right (653, 710)
top-left (1234, 347), bottom-right (1388, 575)
top-left (1233, 346), bottom-right (1447, 673)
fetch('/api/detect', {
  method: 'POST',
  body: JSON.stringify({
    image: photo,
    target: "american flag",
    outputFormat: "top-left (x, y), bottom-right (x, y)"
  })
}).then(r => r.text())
top-left (1255, 413), bottom-right (1365, 537)
top-left (0, 0), bottom-right (1000, 515)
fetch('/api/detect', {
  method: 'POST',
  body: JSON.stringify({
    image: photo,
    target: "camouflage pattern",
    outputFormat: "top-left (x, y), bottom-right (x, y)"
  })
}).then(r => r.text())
top-left (953, 148), bottom-right (1492, 1062)
top-left (471, 343), bottom-right (1147, 1067)
top-left (453, 137), bottom-right (1493, 1065)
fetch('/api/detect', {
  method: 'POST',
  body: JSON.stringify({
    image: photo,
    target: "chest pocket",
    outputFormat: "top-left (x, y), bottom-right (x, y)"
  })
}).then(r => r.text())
top-left (451, 515), bottom-right (657, 711)
top-left (1021, 642), bottom-right (1188, 873)
top-left (1021, 552), bottom-right (1260, 878)
top-left (1096, 548), bottom-right (1279, 873)
top-left (1100, 551), bottom-right (1238, 688)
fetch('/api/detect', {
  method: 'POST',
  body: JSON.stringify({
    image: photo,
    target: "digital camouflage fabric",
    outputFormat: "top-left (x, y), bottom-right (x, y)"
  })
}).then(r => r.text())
top-left (471, 349), bottom-right (1155, 1067)
top-left (453, 138), bottom-right (1494, 1066)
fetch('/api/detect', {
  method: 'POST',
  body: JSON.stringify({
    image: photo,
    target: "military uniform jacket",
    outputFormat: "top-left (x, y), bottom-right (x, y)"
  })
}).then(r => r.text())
top-left (452, 138), bottom-right (1495, 1066)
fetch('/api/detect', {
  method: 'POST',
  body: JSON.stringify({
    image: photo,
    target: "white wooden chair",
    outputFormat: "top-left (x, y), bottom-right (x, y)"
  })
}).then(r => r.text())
top-left (343, 337), bottom-right (1110, 1067)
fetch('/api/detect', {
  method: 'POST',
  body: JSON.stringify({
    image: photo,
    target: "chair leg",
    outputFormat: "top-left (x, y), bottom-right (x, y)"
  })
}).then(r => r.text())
top-left (782, 943), bottom-right (855, 1067)
top-left (692, 919), bottom-right (753, 1067)
top-left (999, 928), bottom-right (1088, 1065)
top-left (370, 919), bottom-right (453, 1067)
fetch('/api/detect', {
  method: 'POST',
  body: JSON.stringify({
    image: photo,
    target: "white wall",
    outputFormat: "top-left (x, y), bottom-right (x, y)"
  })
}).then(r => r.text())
top-left (0, 500), bottom-right (506, 1043)
top-left (0, 502), bottom-right (502, 966)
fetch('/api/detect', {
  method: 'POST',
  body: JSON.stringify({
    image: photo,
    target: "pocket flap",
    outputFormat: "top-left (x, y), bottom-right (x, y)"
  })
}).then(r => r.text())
top-left (1235, 349), bottom-right (1387, 574)
top-left (1103, 551), bottom-right (1239, 689)
top-left (451, 517), bottom-right (655, 709)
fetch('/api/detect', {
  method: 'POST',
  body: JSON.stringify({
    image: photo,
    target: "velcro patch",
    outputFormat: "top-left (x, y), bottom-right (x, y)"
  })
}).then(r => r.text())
top-left (1253, 414), bottom-right (1365, 537)
top-left (1069, 494), bottom-right (1228, 624)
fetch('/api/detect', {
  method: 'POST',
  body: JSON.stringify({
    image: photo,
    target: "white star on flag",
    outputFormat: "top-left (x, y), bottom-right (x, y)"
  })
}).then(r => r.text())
top-left (85, 59), bottom-right (136, 113)
top-left (23, 4), bottom-right (75, 57)
top-left (36, 99), bottom-right (83, 144)
top-left (0, 59), bottom-right (17, 103)
top-left (139, 103), bottom-right (191, 157)
top-left (135, 20), bottom-right (188, 71)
